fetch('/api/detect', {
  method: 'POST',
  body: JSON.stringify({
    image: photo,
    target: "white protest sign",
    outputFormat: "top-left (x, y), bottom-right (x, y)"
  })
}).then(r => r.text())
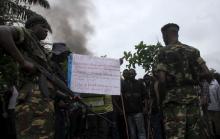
top-left (67, 54), bottom-right (121, 95)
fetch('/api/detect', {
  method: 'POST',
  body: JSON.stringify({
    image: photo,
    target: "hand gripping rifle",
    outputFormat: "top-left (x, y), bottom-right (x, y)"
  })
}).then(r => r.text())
top-left (28, 57), bottom-right (114, 125)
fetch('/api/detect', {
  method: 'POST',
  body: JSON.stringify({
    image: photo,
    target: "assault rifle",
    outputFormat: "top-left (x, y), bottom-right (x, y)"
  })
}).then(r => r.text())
top-left (28, 57), bottom-right (114, 125)
top-left (22, 29), bottom-right (113, 125)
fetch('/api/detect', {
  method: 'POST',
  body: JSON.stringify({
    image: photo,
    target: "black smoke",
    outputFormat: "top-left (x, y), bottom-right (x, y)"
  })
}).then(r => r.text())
top-left (39, 0), bottom-right (93, 54)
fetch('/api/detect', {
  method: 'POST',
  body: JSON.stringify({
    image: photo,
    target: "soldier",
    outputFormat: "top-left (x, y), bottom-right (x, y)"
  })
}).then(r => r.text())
top-left (51, 43), bottom-right (71, 139)
top-left (0, 17), bottom-right (35, 139)
top-left (153, 23), bottom-right (212, 139)
top-left (0, 15), bottom-right (54, 139)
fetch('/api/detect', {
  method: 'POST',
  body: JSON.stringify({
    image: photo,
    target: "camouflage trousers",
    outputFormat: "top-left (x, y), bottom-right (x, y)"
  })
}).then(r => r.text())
top-left (163, 102), bottom-right (212, 139)
top-left (16, 90), bottom-right (55, 139)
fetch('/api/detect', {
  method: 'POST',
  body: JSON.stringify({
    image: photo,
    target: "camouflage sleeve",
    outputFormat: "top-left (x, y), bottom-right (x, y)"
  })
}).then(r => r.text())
top-left (197, 57), bottom-right (205, 65)
top-left (200, 80), bottom-right (209, 97)
top-left (154, 49), bottom-right (168, 72)
top-left (193, 48), bottom-right (206, 65)
top-left (13, 27), bottom-right (25, 44)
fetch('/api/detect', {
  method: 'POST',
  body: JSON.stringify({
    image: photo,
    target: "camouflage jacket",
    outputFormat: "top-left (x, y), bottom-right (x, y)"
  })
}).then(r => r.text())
top-left (0, 27), bottom-right (50, 91)
top-left (154, 42), bottom-right (205, 86)
top-left (154, 42), bottom-right (206, 103)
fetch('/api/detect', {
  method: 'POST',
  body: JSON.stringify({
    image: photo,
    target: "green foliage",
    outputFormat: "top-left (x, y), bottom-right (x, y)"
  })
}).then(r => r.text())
top-left (0, 0), bottom-right (50, 25)
top-left (123, 41), bottom-right (163, 74)
top-left (19, 0), bottom-right (50, 8)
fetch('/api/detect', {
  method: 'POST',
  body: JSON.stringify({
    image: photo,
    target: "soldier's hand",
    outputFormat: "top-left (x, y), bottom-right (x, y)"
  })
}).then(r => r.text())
top-left (22, 60), bottom-right (35, 72)
top-left (73, 95), bottom-right (81, 101)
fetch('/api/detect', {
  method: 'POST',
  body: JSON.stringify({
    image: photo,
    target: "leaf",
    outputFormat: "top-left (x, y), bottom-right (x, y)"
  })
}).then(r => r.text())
top-left (123, 41), bottom-right (163, 73)
top-left (19, 0), bottom-right (50, 9)
top-left (0, 0), bottom-right (49, 25)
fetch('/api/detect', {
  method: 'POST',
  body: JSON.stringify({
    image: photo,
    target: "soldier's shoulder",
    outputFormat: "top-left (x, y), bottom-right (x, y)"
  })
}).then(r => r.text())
top-left (12, 26), bottom-right (26, 32)
top-left (157, 46), bottom-right (169, 54)
top-left (181, 43), bottom-right (199, 52)
top-left (0, 25), bottom-right (11, 31)
top-left (155, 47), bottom-right (168, 61)
top-left (0, 25), bottom-right (19, 30)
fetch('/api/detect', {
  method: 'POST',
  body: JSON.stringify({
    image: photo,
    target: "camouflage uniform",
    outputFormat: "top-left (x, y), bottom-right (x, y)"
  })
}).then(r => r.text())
top-left (154, 42), bottom-right (210, 139)
top-left (14, 27), bottom-right (55, 139)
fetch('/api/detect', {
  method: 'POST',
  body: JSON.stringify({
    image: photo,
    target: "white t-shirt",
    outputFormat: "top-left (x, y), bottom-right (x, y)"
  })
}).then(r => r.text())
top-left (208, 79), bottom-right (220, 111)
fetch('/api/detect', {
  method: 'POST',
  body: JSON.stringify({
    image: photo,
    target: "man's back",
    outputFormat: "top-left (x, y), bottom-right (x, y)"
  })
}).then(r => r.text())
top-left (156, 42), bottom-right (201, 85)
top-left (155, 42), bottom-right (205, 104)
top-left (154, 23), bottom-right (213, 139)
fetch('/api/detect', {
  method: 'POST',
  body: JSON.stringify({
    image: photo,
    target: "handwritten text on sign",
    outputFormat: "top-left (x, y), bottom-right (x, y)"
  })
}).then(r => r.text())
top-left (68, 54), bottom-right (120, 95)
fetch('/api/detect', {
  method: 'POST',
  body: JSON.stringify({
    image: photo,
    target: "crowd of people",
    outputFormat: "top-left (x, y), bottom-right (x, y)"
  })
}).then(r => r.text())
top-left (0, 15), bottom-right (220, 139)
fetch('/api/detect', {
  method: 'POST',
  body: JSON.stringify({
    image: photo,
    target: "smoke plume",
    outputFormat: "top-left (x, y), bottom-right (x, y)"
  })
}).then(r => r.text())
top-left (40, 0), bottom-right (93, 54)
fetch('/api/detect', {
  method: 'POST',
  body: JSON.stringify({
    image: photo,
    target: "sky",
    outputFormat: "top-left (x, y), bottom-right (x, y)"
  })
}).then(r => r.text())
top-left (39, 0), bottom-right (220, 78)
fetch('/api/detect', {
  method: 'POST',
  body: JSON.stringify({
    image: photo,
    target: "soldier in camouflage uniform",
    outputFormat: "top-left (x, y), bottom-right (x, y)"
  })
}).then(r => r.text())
top-left (51, 43), bottom-right (71, 139)
top-left (153, 23), bottom-right (212, 139)
top-left (0, 15), bottom-right (54, 139)
top-left (0, 17), bottom-right (34, 139)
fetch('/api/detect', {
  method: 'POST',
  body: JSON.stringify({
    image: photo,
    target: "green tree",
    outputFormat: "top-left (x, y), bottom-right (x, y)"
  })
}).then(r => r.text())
top-left (0, 0), bottom-right (50, 25)
top-left (123, 41), bottom-right (163, 74)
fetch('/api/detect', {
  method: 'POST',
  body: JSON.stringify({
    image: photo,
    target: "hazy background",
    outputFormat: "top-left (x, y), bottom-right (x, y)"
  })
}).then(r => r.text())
top-left (37, 0), bottom-right (220, 78)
